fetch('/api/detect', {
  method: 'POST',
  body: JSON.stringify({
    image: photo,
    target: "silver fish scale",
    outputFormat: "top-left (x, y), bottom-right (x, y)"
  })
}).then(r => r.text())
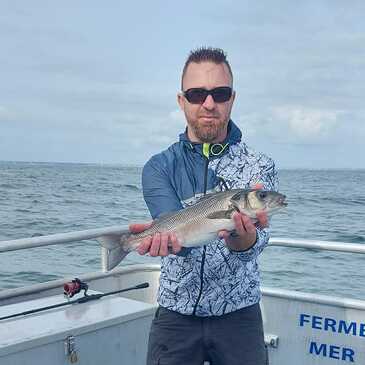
top-left (130, 189), bottom-right (245, 240)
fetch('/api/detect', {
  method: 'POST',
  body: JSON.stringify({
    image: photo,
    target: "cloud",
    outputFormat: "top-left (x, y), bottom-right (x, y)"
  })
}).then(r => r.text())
top-left (241, 105), bottom-right (341, 143)
top-left (0, 105), bottom-right (18, 123)
top-left (272, 106), bottom-right (339, 139)
top-left (110, 108), bottom-right (184, 146)
top-left (169, 109), bottom-right (185, 124)
top-left (1, 1), bottom-right (364, 167)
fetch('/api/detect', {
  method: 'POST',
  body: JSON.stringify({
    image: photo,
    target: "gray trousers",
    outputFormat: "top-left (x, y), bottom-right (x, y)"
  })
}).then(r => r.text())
top-left (146, 303), bottom-right (268, 365)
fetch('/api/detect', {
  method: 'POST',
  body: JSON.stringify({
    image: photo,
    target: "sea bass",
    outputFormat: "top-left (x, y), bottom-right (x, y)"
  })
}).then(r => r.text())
top-left (98, 189), bottom-right (287, 271)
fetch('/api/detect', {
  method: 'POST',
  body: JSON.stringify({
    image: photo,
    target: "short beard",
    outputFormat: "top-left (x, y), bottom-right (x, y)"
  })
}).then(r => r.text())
top-left (189, 120), bottom-right (228, 143)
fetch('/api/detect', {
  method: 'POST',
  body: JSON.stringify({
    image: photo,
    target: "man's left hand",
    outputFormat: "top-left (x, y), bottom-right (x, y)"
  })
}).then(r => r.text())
top-left (218, 183), bottom-right (268, 251)
top-left (218, 210), bottom-right (268, 251)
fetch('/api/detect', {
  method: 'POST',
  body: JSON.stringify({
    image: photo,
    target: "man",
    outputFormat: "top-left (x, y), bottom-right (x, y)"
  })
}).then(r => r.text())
top-left (131, 47), bottom-right (278, 365)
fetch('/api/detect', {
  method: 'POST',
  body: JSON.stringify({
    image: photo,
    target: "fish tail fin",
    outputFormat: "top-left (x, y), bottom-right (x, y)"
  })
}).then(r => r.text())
top-left (97, 231), bottom-right (132, 272)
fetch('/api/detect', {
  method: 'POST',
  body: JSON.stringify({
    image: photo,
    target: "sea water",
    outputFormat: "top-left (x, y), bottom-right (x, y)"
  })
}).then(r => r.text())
top-left (0, 162), bottom-right (364, 300)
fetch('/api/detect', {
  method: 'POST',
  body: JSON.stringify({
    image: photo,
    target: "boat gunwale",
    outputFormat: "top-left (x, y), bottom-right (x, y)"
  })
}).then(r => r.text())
top-left (1, 264), bottom-right (365, 311)
top-left (0, 264), bottom-right (160, 301)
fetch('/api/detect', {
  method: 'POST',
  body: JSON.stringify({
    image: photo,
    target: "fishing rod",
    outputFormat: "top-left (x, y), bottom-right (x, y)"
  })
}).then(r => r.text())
top-left (0, 279), bottom-right (149, 321)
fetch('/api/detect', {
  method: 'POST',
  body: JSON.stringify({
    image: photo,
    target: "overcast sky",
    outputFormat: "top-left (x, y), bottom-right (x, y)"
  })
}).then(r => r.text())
top-left (0, 1), bottom-right (364, 168)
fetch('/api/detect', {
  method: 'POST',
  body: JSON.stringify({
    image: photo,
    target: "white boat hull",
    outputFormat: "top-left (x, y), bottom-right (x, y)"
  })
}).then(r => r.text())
top-left (1, 264), bottom-right (364, 364)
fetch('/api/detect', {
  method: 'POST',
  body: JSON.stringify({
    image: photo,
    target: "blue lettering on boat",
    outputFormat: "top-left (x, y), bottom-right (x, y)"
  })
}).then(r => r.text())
top-left (309, 341), bottom-right (355, 362)
top-left (300, 314), bottom-right (365, 337)
top-left (338, 321), bottom-right (357, 336)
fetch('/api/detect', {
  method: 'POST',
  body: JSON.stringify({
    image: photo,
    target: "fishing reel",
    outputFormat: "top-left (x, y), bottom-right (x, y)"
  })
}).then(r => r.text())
top-left (63, 278), bottom-right (89, 299)
top-left (0, 281), bottom-right (149, 321)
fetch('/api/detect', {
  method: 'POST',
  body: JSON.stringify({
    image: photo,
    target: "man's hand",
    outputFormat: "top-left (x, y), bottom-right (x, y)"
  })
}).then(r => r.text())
top-left (218, 183), bottom-right (268, 251)
top-left (218, 210), bottom-right (268, 251)
top-left (129, 223), bottom-right (182, 257)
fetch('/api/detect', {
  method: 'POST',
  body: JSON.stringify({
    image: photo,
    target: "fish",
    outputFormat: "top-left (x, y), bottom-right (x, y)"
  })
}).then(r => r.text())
top-left (97, 189), bottom-right (287, 271)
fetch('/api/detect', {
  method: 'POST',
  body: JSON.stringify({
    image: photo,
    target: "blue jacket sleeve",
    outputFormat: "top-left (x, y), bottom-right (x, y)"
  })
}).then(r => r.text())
top-left (142, 155), bottom-right (191, 256)
top-left (142, 156), bottom-right (182, 219)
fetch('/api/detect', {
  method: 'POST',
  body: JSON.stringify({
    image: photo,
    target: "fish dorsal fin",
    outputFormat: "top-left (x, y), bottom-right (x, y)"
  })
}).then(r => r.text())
top-left (196, 192), bottom-right (216, 202)
top-left (206, 208), bottom-right (235, 220)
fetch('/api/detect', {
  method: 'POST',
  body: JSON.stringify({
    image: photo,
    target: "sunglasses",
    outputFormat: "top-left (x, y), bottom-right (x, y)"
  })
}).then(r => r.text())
top-left (183, 87), bottom-right (233, 104)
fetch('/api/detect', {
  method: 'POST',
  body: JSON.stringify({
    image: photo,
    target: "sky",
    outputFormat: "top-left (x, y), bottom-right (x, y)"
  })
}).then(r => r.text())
top-left (0, 1), bottom-right (364, 169)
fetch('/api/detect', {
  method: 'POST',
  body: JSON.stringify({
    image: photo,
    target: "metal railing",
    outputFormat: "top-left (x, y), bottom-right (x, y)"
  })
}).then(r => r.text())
top-left (1, 227), bottom-right (364, 310)
top-left (0, 226), bottom-right (128, 253)
top-left (1, 226), bottom-right (364, 256)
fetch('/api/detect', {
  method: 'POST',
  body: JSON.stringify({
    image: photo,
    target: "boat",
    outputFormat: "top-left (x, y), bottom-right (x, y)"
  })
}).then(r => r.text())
top-left (0, 227), bottom-right (364, 364)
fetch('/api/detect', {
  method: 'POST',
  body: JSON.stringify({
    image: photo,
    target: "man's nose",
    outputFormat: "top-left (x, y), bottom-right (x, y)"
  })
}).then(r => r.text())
top-left (202, 94), bottom-right (215, 110)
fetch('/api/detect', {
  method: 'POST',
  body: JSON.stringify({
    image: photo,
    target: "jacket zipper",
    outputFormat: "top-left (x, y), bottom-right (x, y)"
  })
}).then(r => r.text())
top-left (192, 151), bottom-right (209, 315)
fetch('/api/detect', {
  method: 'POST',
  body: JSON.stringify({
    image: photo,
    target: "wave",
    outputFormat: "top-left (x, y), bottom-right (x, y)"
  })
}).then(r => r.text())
top-left (0, 183), bottom-right (27, 189)
top-left (124, 184), bottom-right (140, 191)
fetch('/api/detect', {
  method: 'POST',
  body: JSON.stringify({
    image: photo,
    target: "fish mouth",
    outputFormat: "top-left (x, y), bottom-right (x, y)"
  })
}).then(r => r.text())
top-left (277, 195), bottom-right (287, 206)
top-left (268, 197), bottom-right (287, 210)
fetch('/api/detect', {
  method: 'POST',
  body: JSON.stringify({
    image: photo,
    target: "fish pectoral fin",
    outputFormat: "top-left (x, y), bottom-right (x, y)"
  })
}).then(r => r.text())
top-left (206, 210), bottom-right (233, 219)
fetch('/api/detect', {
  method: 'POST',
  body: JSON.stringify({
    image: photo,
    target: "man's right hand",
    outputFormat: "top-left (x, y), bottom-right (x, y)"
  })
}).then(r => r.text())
top-left (129, 223), bottom-right (182, 257)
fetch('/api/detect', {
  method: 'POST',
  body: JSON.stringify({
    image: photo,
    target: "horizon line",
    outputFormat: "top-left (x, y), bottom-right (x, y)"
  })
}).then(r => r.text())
top-left (1, 160), bottom-right (364, 171)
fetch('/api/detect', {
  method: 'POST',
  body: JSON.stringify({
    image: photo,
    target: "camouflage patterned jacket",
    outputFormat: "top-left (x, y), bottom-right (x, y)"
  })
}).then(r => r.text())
top-left (142, 120), bottom-right (278, 316)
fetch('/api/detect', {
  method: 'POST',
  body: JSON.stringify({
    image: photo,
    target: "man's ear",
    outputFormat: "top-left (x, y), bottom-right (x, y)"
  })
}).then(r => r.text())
top-left (232, 90), bottom-right (236, 103)
top-left (177, 93), bottom-right (185, 110)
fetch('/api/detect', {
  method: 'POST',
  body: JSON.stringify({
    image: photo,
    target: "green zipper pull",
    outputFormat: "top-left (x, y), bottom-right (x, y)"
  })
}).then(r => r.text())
top-left (203, 143), bottom-right (210, 159)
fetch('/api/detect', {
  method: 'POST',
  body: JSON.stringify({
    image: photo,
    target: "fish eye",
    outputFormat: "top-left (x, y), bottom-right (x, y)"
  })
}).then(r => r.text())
top-left (258, 191), bottom-right (267, 199)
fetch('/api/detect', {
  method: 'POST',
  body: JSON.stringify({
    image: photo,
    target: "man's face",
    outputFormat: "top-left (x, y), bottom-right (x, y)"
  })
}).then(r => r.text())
top-left (178, 61), bottom-right (235, 144)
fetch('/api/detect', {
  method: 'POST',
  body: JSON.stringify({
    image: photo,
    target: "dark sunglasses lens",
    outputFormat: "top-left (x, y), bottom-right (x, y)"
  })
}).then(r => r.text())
top-left (211, 87), bottom-right (232, 102)
top-left (184, 87), bottom-right (232, 104)
top-left (185, 89), bottom-right (208, 104)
